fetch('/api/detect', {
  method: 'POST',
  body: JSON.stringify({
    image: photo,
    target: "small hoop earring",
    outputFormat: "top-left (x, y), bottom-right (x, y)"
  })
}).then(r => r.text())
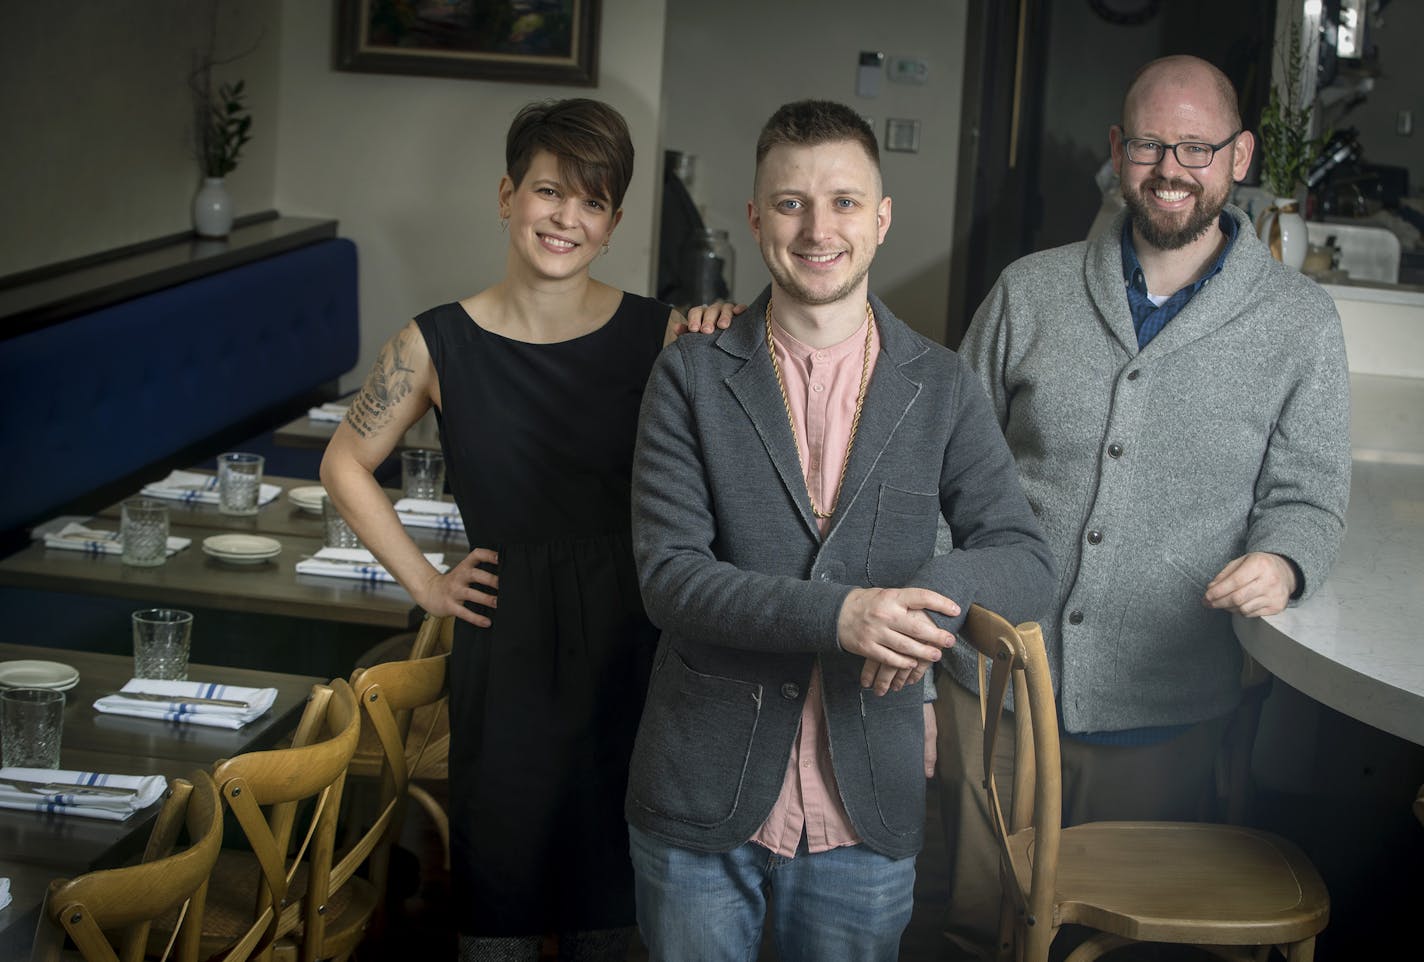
top-left (601, 241), bottom-right (610, 255)
top-left (499, 217), bottom-right (508, 232)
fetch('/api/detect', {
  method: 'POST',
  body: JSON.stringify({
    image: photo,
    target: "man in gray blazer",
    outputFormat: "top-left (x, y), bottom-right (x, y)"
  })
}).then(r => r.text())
top-left (940, 55), bottom-right (1352, 958)
top-left (626, 100), bottom-right (1054, 962)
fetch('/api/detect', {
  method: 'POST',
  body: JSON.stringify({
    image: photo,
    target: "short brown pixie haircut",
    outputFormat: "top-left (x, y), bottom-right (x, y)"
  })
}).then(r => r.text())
top-left (505, 98), bottom-right (635, 211)
top-left (754, 100), bottom-right (880, 190)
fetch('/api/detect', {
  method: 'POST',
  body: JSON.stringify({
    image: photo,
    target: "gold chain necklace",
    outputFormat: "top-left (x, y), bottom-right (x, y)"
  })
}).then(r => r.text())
top-left (765, 297), bottom-right (874, 519)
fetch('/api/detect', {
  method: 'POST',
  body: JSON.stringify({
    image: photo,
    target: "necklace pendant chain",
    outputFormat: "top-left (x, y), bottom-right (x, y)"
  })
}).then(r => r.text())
top-left (765, 297), bottom-right (874, 520)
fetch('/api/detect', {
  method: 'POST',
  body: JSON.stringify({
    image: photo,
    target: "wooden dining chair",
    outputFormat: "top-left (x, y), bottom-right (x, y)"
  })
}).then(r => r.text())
top-left (31, 770), bottom-right (224, 962)
top-left (960, 604), bottom-right (1331, 962)
top-left (149, 679), bottom-right (361, 962)
top-left (313, 649), bottom-right (451, 958)
top-left (352, 612), bottom-right (453, 865)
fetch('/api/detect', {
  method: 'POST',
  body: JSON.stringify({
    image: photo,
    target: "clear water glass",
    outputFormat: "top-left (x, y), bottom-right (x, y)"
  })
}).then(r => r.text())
top-left (218, 452), bottom-right (264, 516)
top-left (322, 495), bottom-right (362, 549)
top-left (132, 608), bottom-right (194, 681)
top-left (401, 450), bottom-right (446, 501)
top-left (1, 688), bottom-right (65, 769)
top-left (120, 497), bottom-right (169, 567)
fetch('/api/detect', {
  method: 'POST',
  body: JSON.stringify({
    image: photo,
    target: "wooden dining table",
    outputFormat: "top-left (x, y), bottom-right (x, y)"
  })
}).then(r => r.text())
top-left (0, 643), bottom-right (323, 955)
top-left (0, 474), bottom-right (467, 631)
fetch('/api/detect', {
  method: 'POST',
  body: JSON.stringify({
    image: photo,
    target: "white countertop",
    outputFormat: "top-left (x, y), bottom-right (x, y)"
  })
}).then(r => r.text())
top-left (1234, 375), bottom-right (1424, 745)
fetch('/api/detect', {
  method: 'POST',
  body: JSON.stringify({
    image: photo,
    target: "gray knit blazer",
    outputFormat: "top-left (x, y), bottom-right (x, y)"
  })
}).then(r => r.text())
top-left (627, 289), bottom-right (1054, 858)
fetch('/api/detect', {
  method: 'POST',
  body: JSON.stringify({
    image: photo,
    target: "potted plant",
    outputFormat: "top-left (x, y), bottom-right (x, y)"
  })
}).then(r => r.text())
top-left (192, 79), bottom-right (252, 238)
top-left (1256, 21), bottom-right (1320, 269)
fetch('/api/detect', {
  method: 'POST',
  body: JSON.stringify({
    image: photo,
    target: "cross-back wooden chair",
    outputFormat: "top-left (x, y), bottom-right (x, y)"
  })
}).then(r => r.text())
top-left (31, 770), bottom-right (224, 962)
top-left (959, 604), bottom-right (1330, 962)
top-left (149, 679), bottom-right (361, 962)
top-left (352, 612), bottom-right (453, 865)
top-left (305, 649), bottom-right (449, 960)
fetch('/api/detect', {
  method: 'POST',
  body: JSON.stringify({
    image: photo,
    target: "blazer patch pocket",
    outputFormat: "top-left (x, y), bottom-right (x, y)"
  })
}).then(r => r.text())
top-left (866, 485), bottom-right (939, 587)
top-left (628, 650), bottom-right (762, 828)
top-left (859, 686), bottom-right (925, 836)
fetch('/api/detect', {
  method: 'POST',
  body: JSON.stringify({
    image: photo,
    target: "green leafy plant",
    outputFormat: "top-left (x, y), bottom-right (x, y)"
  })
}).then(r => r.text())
top-left (1259, 23), bottom-right (1321, 198)
top-left (199, 79), bottom-right (252, 178)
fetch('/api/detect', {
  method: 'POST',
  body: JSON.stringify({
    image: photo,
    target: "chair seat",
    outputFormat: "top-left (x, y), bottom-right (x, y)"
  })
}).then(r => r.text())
top-left (1010, 821), bottom-right (1330, 944)
top-left (152, 847), bottom-right (379, 959)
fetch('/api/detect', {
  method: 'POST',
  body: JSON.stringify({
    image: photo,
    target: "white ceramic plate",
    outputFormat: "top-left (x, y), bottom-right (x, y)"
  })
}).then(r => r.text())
top-left (0, 659), bottom-right (80, 691)
top-left (202, 534), bottom-right (282, 564)
top-left (288, 485), bottom-right (326, 514)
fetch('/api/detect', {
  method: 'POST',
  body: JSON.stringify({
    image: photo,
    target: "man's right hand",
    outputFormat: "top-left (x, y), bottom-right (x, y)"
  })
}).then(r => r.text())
top-left (680, 301), bottom-right (743, 334)
top-left (415, 547), bottom-right (500, 627)
top-left (838, 587), bottom-right (958, 694)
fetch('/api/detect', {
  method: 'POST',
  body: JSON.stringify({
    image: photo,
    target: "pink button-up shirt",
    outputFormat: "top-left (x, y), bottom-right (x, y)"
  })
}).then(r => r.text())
top-left (751, 309), bottom-right (881, 857)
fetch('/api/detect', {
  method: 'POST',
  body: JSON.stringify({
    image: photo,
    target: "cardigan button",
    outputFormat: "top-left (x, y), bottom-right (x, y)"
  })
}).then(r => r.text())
top-left (1107, 442), bottom-right (1123, 459)
top-left (780, 683), bottom-right (800, 700)
top-left (1126, 370), bottom-right (1140, 381)
top-left (1067, 610), bottom-right (1084, 625)
top-left (1086, 529), bottom-right (1103, 545)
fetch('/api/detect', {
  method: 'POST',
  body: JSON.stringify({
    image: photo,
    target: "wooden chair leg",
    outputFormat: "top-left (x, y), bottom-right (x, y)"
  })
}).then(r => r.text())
top-left (1284, 938), bottom-right (1316, 962)
top-left (408, 784), bottom-right (450, 869)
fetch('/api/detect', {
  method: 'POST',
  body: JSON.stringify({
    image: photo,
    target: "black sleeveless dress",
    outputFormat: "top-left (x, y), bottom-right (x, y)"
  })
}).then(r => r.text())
top-left (415, 293), bottom-right (666, 937)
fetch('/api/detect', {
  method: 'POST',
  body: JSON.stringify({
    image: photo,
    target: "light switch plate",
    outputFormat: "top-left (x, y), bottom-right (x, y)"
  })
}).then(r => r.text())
top-left (885, 118), bottom-right (920, 153)
top-left (857, 50), bottom-right (884, 98)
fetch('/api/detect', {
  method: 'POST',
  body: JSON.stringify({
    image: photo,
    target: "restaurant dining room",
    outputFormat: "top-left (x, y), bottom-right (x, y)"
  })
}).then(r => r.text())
top-left (1, 1), bottom-right (1421, 960)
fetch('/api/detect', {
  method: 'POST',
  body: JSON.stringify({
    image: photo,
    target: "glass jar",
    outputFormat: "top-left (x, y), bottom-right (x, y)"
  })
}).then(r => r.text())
top-left (682, 228), bottom-right (735, 306)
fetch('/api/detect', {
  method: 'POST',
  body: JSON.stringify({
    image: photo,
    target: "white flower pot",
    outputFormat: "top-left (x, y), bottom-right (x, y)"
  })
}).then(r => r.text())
top-left (192, 177), bottom-right (233, 238)
top-left (1256, 197), bottom-right (1307, 271)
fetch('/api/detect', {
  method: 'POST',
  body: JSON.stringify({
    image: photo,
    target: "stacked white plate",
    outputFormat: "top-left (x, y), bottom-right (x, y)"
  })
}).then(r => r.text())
top-left (288, 486), bottom-right (326, 515)
top-left (202, 534), bottom-right (282, 565)
top-left (0, 659), bottom-right (80, 691)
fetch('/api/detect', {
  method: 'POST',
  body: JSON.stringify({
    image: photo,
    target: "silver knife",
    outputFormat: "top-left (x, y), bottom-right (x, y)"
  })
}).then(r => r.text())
top-left (106, 690), bottom-right (250, 709)
top-left (0, 777), bottom-right (137, 798)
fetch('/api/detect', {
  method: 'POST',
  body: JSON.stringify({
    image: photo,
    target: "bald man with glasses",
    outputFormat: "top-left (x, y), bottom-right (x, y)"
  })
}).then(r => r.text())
top-left (939, 55), bottom-right (1352, 959)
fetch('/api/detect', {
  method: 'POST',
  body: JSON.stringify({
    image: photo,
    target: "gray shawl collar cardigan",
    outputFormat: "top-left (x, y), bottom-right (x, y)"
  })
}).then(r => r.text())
top-left (957, 205), bottom-right (1351, 733)
top-left (627, 287), bottom-right (1053, 857)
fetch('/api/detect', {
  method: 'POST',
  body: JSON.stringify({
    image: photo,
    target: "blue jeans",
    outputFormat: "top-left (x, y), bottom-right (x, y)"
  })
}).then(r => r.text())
top-left (627, 824), bottom-right (915, 962)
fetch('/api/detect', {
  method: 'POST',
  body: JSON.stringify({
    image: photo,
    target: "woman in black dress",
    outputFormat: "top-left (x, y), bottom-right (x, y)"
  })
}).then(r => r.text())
top-left (323, 99), bottom-right (726, 961)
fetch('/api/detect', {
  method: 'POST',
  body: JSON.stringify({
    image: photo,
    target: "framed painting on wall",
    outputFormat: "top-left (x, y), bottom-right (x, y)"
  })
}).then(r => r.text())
top-left (336, 0), bottom-right (600, 86)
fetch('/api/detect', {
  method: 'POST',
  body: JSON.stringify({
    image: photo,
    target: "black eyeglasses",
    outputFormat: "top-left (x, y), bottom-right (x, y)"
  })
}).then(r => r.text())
top-left (1120, 129), bottom-right (1242, 168)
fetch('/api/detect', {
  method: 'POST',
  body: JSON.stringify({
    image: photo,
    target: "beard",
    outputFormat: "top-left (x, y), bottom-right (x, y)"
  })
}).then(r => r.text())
top-left (1121, 176), bottom-right (1229, 251)
top-left (762, 249), bottom-right (873, 307)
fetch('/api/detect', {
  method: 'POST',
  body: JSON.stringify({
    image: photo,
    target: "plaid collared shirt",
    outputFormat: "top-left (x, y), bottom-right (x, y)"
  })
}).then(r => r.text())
top-left (1121, 212), bottom-right (1239, 349)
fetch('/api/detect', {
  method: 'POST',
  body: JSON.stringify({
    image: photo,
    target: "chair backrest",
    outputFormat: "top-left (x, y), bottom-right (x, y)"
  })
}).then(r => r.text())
top-left (314, 652), bottom-right (450, 955)
top-left (408, 614), bottom-right (454, 660)
top-left (32, 771), bottom-right (224, 962)
top-left (958, 604), bottom-right (1060, 944)
top-left (206, 679), bottom-right (361, 962)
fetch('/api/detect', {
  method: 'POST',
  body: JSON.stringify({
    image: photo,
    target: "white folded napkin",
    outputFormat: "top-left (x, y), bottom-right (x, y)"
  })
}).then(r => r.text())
top-left (393, 498), bottom-right (465, 532)
top-left (307, 402), bottom-right (349, 423)
top-left (93, 679), bottom-right (278, 730)
top-left (295, 547), bottom-right (448, 584)
top-left (0, 766), bottom-right (166, 821)
top-left (0, 875), bottom-right (9, 911)
top-left (41, 522), bottom-right (192, 557)
top-left (141, 470), bottom-right (281, 507)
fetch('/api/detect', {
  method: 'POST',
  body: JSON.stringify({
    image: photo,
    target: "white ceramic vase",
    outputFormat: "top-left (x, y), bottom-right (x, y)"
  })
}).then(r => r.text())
top-left (192, 176), bottom-right (233, 238)
top-left (1256, 196), bottom-right (1307, 271)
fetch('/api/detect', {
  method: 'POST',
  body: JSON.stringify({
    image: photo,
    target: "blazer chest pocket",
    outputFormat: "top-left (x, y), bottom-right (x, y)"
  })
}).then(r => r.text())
top-left (866, 485), bottom-right (939, 587)
top-left (628, 650), bottom-right (762, 828)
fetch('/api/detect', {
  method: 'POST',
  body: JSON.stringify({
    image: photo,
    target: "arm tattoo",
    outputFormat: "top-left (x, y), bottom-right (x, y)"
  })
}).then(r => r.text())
top-left (346, 328), bottom-right (418, 438)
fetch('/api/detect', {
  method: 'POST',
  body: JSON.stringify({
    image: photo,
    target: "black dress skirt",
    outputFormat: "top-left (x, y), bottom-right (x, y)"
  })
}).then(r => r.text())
top-left (414, 294), bottom-right (666, 936)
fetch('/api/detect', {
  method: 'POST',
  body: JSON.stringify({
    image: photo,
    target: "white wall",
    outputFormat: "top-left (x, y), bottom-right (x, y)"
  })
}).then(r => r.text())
top-left (274, 0), bottom-right (669, 390)
top-left (660, 0), bottom-right (968, 343)
top-left (0, 0), bottom-right (279, 275)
